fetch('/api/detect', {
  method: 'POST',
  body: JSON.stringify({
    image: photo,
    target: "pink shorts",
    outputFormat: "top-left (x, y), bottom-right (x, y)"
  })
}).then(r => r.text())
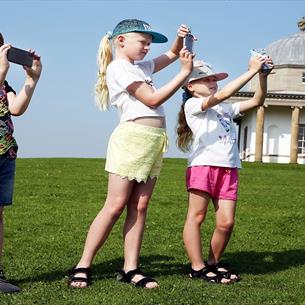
top-left (186, 166), bottom-right (238, 201)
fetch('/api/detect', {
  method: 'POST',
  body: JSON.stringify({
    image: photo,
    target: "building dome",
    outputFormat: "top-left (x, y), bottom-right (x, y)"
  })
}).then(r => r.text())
top-left (265, 17), bottom-right (305, 65)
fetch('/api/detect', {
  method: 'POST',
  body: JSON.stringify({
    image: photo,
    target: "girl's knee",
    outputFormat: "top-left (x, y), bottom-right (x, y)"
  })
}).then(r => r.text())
top-left (105, 198), bottom-right (126, 218)
top-left (110, 205), bottom-right (125, 218)
top-left (136, 199), bottom-right (150, 214)
top-left (216, 219), bottom-right (235, 232)
top-left (187, 210), bottom-right (206, 225)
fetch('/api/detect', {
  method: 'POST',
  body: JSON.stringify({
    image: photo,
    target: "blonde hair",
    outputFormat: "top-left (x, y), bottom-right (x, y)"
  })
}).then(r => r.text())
top-left (95, 34), bottom-right (113, 111)
top-left (176, 90), bottom-right (193, 152)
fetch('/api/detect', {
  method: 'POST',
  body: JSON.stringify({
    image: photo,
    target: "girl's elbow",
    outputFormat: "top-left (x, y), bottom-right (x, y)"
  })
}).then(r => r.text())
top-left (147, 102), bottom-right (159, 109)
top-left (9, 107), bottom-right (24, 116)
top-left (254, 98), bottom-right (265, 106)
top-left (10, 111), bottom-right (23, 116)
top-left (144, 98), bottom-right (160, 108)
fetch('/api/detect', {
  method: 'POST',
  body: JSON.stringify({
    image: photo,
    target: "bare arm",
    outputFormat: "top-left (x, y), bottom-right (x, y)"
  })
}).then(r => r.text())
top-left (153, 24), bottom-right (190, 73)
top-left (0, 44), bottom-right (10, 86)
top-left (8, 50), bottom-right (42, 116)
top-left (239, 58), bottom-right (273, 113)
top-left (127, 48), bottom-right (193, 108)
top-left (201, 56), bottom-right (266, 111)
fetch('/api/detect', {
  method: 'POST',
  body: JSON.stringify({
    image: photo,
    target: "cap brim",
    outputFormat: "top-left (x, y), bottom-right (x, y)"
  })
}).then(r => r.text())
top-left (209, 73), bottom-right (229, 81)
top-left (182, 72), bottom-right (229, 88)
top-left (191, 72), bottom-right (229, 82)
top-left (134, 30), bottom-right (168, 43)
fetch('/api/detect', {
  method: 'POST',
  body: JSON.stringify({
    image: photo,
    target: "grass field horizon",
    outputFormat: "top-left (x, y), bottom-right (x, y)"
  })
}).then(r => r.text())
top-left (0, 158), bottom-right (304, 305)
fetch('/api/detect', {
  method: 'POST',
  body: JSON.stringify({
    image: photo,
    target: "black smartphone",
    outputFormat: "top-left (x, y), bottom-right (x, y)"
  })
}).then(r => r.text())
top-left (7, 47), bottom-right (33, 68)
top-left (184, 34), bottom-right (194, 52)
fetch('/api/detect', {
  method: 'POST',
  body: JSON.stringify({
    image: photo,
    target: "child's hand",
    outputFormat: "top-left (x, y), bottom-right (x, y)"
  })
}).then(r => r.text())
top-left (0, 44), bottom-right (11, 73)
top-left (179, 47), bottom-right (193, 74)
top-left (24, 49), bottom-right (42, 81)
top-left (259, 56), bottom-right (274, 76)
top-left (177, 24), bottom-right (197, 41)
top-left (177, 24), bottom-right (191, 38)
top-left (248, 54), bottom-right (265, 73)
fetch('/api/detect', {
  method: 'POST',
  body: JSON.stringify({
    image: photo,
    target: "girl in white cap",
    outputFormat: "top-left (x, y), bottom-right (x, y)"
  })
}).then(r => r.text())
top-left (68, 19), bottom-right (193, 289)
top-left (177, 56), bottom-right (273, 284)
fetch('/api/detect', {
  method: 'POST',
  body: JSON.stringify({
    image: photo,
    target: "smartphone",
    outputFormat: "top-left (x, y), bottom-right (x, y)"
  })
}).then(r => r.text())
top-left (7, 47), bottom-right (33, 68)
top-left (184, 34), bottom-right (194, 52)
top-left (250, 48), bottom-right (271, 72)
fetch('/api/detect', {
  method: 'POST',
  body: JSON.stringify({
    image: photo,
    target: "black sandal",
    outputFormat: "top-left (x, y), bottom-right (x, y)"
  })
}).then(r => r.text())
top-left (117, 268), bottom-right (158, 288)
top-left (189, 267), bottom-right (231, 284)
top-left (206, 262), bottom-right (241, 282)
top-left (68, 266), bottom-right (91, 288)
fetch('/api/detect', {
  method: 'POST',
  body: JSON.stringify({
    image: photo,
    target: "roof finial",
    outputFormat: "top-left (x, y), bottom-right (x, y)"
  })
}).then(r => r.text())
top-left (298, 17), bottom-right (305, 31)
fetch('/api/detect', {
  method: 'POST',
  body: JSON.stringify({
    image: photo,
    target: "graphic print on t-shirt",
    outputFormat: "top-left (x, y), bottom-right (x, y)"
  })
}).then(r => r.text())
top-left (145, 79), bottom-right (154, 87)
top-left (217, 112), bottom-right (231, 132)
top-left (216, 112), bottom-right (236, 144)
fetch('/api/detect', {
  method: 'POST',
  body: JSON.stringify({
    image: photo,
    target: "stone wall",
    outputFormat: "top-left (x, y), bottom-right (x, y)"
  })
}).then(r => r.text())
top-left (249, 65), bottom-right (305, 92)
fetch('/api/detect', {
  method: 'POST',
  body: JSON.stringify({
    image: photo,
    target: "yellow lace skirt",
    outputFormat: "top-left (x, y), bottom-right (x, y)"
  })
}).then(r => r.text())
top-left (105, 121), bottom-right (168, 183)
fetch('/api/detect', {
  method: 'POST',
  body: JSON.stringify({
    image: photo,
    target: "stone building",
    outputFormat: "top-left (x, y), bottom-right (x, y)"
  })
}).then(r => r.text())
top-left (231, 17), bottom-right (305, 164)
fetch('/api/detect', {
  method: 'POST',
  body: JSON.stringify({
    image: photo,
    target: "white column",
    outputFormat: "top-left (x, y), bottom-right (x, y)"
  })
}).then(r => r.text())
top-left (255, 106), bottom-right (265, 162)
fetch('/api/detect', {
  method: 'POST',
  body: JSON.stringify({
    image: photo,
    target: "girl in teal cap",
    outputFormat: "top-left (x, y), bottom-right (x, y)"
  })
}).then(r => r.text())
top-left (68, 19), bottom-right (193, 289)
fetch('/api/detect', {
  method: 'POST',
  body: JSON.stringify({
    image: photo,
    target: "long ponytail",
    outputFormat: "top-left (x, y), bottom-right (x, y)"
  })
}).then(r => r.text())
top-left (95, 34), bottom-right (113, 111)
top-left (176, 90), bottom-right (193, 152)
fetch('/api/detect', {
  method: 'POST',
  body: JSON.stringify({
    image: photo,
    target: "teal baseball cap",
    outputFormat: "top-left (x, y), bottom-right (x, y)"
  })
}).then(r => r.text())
top-left (111, 19), bottom-right (168, 43)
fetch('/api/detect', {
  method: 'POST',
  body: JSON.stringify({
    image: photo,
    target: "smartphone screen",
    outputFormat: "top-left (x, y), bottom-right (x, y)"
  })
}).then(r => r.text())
top-left (7, 47), bottom-right (33, 68)
top-left (184, 34), bottom-right (194, 52)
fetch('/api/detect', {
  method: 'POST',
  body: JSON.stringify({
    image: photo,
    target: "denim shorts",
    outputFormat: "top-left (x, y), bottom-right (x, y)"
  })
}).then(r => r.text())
top-left (0, 158), bottom-right (16, 206)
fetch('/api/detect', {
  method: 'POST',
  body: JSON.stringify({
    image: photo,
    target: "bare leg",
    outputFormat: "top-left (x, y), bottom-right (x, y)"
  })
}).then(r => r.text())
top-left (208, 199), bottom-right (236, 264)
top-left (122, 177), bottom-right (158, 288)
top-left (183, 192), bottom-right (231, 284)
top-left (70, 173), bottom-right (135, 288)
top-left (183, 190), bottom-right (209, 271)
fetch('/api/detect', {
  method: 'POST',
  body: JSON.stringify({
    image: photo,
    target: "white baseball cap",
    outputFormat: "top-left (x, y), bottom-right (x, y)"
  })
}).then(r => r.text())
top-left (182, 60), bottom-right (228, 87)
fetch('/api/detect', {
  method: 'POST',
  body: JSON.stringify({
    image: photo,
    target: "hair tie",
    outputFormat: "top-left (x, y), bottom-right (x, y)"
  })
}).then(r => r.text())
top-left (182, 91), bottom-right (192, 103)
top-left (106, 31), bottom-right (113, 40)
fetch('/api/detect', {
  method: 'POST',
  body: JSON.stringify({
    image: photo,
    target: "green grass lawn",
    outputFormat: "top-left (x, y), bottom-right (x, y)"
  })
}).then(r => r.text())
top-left (1, 158), bottom-right (305, 305)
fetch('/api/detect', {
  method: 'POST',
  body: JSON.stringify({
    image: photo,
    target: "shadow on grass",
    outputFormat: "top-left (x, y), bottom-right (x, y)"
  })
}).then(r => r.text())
top-left (17, 255), bottom-right (186, 284)
top-left (224, 249), bottom-right (305, 275)
top-left (17, 249), bottom-right (305, 284)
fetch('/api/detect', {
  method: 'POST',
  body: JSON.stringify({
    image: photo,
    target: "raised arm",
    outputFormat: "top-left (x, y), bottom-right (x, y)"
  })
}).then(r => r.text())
top-left (153, 24), bottom-right (190, 73)
top-left (8, 50), bottom-right (42, 116)
top-left (201, 55), bottom-right (266, 111)
top-left (239, 57), bottom-right (273, 113)
top-left (0, 44), bottom-right (10, 86)
top-left (127, 48), bottom-right (193, 108)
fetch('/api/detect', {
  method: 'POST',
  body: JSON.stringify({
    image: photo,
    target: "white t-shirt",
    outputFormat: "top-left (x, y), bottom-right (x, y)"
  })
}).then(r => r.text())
top-left (184, 97), bottom-right (242, 168)
top-left (106, 59), bottom-right (165, 122)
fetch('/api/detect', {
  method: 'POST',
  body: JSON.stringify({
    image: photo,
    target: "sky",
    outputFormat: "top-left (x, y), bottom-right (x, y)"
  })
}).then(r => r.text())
top-left (1, 0), bottom-right (304, 158)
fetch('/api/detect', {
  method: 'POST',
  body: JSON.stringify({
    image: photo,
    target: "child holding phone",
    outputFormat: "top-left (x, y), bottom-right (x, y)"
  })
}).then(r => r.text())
top-left (177, 56), bottom-right (273, 284)
top-left (0, 32), bottom-right (42, 293)
top-left (68, 19), bottom-right (193, 289)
